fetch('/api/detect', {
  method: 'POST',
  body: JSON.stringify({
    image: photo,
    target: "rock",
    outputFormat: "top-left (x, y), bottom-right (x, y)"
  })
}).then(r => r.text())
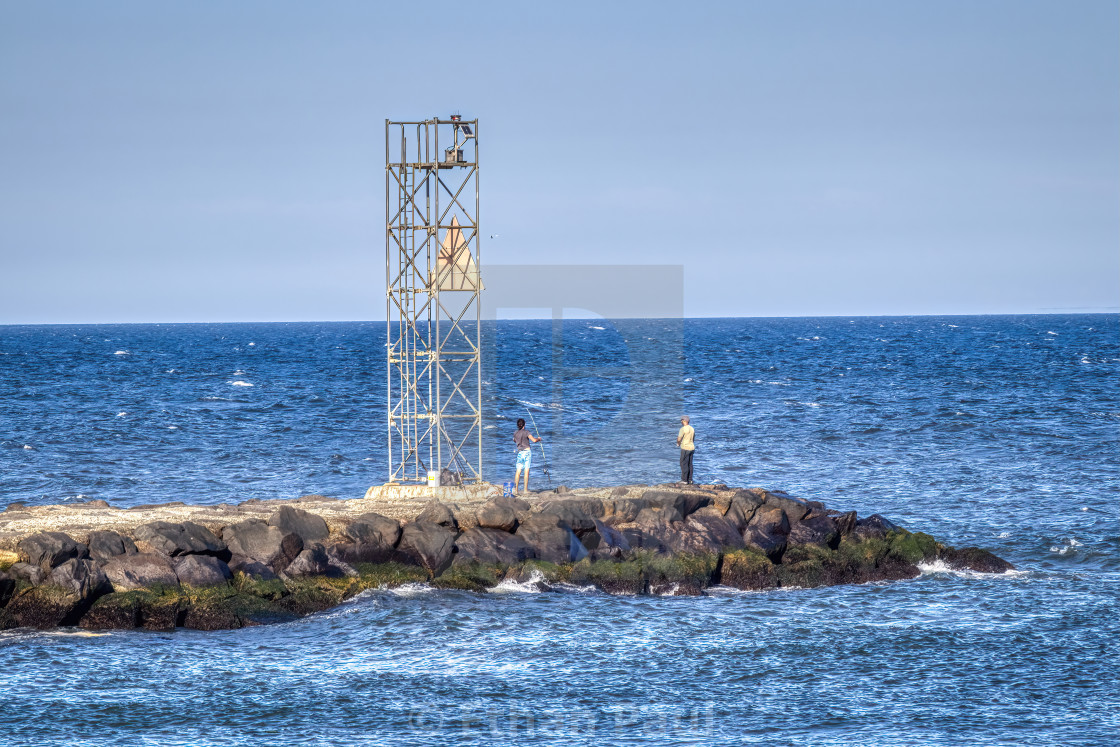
top-left (4, 559), bottom-right (109, 628)
top-left (78, 499), bottom-right (111, 508)
top-left (6, 562), bottom-right (45, 586)
top-left (940, 547), bottom-right (1015, 573)
top-left (86, 530), bottom-right (138, 561)
top-left (725, 490), bottom-right (765, 530)
top-left (134, 521), bottom-right (228, 559)
top-left (333, 513), bottom-right (401, 564)
top-left (80, 594), bottom-right (141, 630)
top-left (581, 519), bottom-right (632, 559)
top-left (228, 554), bottom-right (279, 580)
top-left (514, 513), bottom-right (589, 563)
top-left (281, 544), bottom-right (332, 579)
top-left (761, 490), bottom-right (811, 521)
top-left (747, 506), bottom-right (790, 537)
top-left (605, 497), bottom-right (650, 524)
top-left (268, 506), bottom-right (330, 543)
top-left (475, 500), bottom-right (518, 532)
top-left (46, 559), bottom-right (110, 600)
top-left (833, 511), bottom-right (858, 537)
top-left (223, 519), bottom-right (304, 573)
top-left (296, 494), bottom-right (338, 502)
top-left (4, 501), bottom-right (27, 511)
top-left (17, 532), bottom-right (89, 571)
top-left (641, 489), bottom-right (711, 518)
top-left (102, 553), bottom-right (180, 592)
top-left (853, 514), bottom-right (899, 540)
top-left (414, 500), bottom-right (459, 530)
top-left (0, 571), bottom-right (14, 607)
top-left (355, 512), bottom-right (403, 545)
top-left (174, 555), bottom-right (233, 587)
top-left (536, 499), bottom-right (601, 536)
top-left (453, 527), bottom-right (538, 566)
top-left (492, 493), bottom-right (531, 513)
top-left (395, 521), bottom-right (456, 575)
top-left (743, 527), bottom-right (787, 562)
top-left (686, 508), bottom-right (746, 549)
top-left (609, 486), bottom-right (629, 496)
top-left (720, 549), bottom-right (777, 590)
top-left (788, 515), bottom-right (840, 549)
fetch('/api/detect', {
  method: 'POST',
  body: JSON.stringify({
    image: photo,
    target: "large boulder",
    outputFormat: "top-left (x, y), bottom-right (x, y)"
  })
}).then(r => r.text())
top-left (743, 527), bottom-right (787, 562)
top-left (86, 530), bottom-right (138, 561)
top-left (268, 506), bottom-right (330, 544)
top-left (581, 519), bottom-right (632, 559)
top-left (514, 513), bottom-right (588, 563)
top-left (537, 499), bottom-right (605, 536)
top-left (395, 521), bottom-right (456, 575)
top-left (940, 547), bottom-right (1015, 573)
top-left (102, 553), bottom-right (180, 592)
top-left (641, 489), bottom-right (711, 519)
top-left (3, 559), bottom-right (109, 628)
top-left (46, 559), bottom-right (110, 600)
top-left (453, 527), bottom-right (538, 566)
top-left (661, 517), bottom-right (727, 556)
top-left (6, 562), bottom-right (45, 586)
top-left (475, 500), bottom-right (519, 533)
top-left (17, 532), bottom-right (89, 571)
top-left (853, 514), bottom-right (899, 540)
top-left (686, 509), bottom-right (746, 550)
top-left (134, 521), bottom-right (228, 559)
top-left (227, 555), bottom-right (279, 581)
top-left (281, 544), bottom-right (332, 579)
top-left (788, 515), bottom-right (840, 549)
top-left (604, 497), bottom-right (650, 524)
top-left (414, 500), bottom-right (459, 531)
top-left (761, 491), bottom-right (811, 521)
top-left (832, 511), bottom-right (858, 537)
top-left (174, 555), bottom-right (233, 587)
top-left (353, 513), bottom-right (403, 546)
top-left (0, 571), bottom-right (14, 607)
top-left (223, 519), bottom-right (304, 573)
top-left (331, 513), bottom-right (402, 564)
top-left (724, 490), bottom-right (765, 531)
top-left (747, 506), bottom-right (790, 537)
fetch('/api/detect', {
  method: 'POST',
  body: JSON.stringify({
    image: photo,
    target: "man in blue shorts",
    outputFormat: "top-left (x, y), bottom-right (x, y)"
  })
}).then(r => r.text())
top-left (513, 418), bottom-right (542, 494)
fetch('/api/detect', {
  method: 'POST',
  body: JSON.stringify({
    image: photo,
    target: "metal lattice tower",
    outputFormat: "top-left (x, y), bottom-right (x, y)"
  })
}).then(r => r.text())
top-left (385, 116), bottom-right (482, 484)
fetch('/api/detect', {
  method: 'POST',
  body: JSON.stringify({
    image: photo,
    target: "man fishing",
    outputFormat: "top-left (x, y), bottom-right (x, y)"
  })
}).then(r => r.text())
top-left (677, 415), bottom-right (695, 484)
top-left (513, 417), bottom-right (543, 494)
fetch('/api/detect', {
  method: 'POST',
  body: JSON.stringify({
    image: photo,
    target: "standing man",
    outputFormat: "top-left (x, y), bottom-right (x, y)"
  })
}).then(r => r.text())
top-left (677, 415), bottom-right (695, 485)
top-left (513, 417), bottom-right (542, 494)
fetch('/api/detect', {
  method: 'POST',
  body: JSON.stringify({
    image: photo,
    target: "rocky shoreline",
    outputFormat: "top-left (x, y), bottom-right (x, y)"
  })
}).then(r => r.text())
top-left (0, 483), bottom-right (1013, 631)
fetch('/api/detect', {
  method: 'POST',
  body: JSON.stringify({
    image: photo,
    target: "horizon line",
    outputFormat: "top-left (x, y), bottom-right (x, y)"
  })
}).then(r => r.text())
top-left (1, 310), bottom-right (1117, 326)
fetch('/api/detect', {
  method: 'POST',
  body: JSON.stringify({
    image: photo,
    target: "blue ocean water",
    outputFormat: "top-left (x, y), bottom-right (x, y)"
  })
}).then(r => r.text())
top-left (1, 315), bottom-right (1117, 746)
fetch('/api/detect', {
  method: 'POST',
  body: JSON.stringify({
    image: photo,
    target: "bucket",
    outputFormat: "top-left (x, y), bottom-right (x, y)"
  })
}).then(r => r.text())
top-left (427, 470), bottom-right (438, 488)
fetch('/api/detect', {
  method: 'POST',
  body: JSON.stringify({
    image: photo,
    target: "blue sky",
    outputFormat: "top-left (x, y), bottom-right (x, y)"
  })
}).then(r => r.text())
top-left (1, 0), bottom-right (1116, 323)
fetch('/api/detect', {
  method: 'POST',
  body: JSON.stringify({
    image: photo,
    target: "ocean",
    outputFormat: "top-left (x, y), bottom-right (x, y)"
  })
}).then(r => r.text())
top-left (1, 315), bottom-right (1117, 746)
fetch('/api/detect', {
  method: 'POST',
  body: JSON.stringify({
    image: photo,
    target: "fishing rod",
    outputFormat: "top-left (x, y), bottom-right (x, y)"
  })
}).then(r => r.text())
top-left (523, 406), bottom-right (553, 489)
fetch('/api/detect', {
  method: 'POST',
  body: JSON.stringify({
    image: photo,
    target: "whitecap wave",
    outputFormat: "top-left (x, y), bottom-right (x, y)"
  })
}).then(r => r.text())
top-left (22, 444), bottom-right (33, 450)
top-left (117, 412), bottom-right (127, 417)
top-left (589, 325), bottom-right (606, 331)
top-left (114, 350), bottom-right (129, 356)
top-left (918, 559), bottom-right (1027, 578)
top-left (385, 582), bottom-right (434, 597)
top-left (488, 569), bottom-right (549, 594)
top-left (228, 380), bottom-right (254, 387)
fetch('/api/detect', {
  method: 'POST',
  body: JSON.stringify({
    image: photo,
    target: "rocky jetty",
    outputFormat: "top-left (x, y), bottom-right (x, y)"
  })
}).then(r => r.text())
top-left (0, 484), bottom-right (1013, 631)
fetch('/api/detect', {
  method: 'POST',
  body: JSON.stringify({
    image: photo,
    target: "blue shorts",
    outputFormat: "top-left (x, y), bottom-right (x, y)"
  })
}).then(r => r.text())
top-left (516, 449), bottom-right (532, 470)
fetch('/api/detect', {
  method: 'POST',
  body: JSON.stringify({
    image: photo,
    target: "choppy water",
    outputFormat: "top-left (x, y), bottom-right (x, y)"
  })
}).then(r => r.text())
top-left (1, 316), bottom-right (1117, 746)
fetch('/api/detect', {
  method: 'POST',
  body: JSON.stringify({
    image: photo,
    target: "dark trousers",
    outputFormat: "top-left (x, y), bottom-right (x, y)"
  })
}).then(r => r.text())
top-left (680, 449), bottom-right (694, 483)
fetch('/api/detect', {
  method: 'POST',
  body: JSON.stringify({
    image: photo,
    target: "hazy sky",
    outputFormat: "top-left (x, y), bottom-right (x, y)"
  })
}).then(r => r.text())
top-left (1, 1), bottom-right (1117, 323)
